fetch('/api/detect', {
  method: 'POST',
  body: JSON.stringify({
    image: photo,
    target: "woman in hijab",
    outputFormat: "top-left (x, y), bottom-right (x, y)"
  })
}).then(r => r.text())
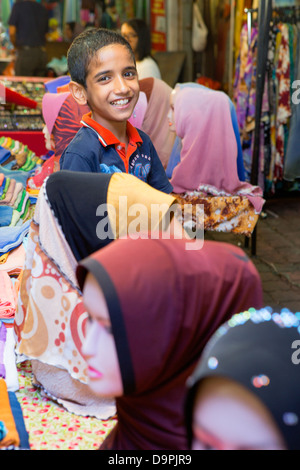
top-left (44, 169), bottom-right (182, 262)
top-left (139, 77), bottom-right (176, 169)
top-left (15, 170), bottom-right (184, 419)
top-left (168, 85), bottom-right (265, 215)
top-left (76, 237), bottom-right (263, 450)
top-left (185, 307), bottom-right (300, 450)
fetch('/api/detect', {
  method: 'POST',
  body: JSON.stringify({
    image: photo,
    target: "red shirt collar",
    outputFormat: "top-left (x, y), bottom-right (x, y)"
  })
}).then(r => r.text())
top-left (81, 112), bottom-right (143, 147)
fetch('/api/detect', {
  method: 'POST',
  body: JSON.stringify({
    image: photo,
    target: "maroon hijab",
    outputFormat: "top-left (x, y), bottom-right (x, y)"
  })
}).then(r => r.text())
top-left (77, 238), bottom-right (263, 450)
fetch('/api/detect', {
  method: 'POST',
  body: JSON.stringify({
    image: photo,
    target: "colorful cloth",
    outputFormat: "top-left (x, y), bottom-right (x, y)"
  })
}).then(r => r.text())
top-left (274, 23), bottom-right (292, 181)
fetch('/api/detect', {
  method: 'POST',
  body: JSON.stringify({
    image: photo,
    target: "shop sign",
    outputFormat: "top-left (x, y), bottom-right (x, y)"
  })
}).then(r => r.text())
top-left (150, 0), bottom-right (167, 52)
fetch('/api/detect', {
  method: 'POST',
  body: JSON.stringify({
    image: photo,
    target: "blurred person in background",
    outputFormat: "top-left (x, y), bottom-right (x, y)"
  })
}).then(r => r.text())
top-left (121, 18), bottom-right (161, 80)
top-left (8, 0), bottom-right (48, 77)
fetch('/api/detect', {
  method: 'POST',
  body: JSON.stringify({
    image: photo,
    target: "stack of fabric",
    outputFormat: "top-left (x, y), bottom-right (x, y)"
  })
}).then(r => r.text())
top-left (0, 173), bottom-right (32, 228)
top-left (0, 321), bottom-right (30, 450)
top-left (0, 138), bottom-right (39, 280)
top-left (0, 138), bottom-right (43, 173)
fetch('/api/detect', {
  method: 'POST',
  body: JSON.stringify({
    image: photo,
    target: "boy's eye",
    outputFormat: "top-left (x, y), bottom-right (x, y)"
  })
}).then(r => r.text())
top-left (98, 75), bottom-right (110, 82)
top-left (124, 70), bottom-right (137, 78)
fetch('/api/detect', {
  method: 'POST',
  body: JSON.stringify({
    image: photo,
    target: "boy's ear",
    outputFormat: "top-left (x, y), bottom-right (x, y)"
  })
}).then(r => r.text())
top-left (68, 81), bottom-right (88, 105)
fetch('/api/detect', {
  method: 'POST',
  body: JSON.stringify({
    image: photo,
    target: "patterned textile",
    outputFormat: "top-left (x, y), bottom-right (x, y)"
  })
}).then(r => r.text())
top-left (174, 192), bottom-right (259, 237)
top-left (234, 24), bottom-right (258, 134)
top-left (15, 220), bottom-right (115, 419)
top-left (15, 222), bottom-right (87, 382)
top-left (274, 23), bottom-right (292, 182)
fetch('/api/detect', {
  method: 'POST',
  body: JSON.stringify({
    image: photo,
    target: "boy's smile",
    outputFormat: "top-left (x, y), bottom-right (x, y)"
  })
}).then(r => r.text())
top-left (83, 44), bottom-right (139, 138)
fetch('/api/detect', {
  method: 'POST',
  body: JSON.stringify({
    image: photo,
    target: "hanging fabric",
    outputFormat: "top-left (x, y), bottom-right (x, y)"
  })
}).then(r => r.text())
top-left (233, 4), bottom-right (300, 193)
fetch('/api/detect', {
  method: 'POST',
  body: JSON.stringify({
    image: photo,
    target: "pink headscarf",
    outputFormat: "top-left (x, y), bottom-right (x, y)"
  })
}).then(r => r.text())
top-left (42, 92), bottom-right (71, 135)
top-left (170, 87), bottom-right (265, 213)
top-left (141, 78), bottom-right (176, 169)
top-left (128, 91), bottom-right (147, 129)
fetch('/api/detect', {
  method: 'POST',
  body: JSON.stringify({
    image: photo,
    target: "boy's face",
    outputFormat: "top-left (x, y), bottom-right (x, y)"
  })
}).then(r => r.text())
top-left (80, 44), bottom-right (139, 131)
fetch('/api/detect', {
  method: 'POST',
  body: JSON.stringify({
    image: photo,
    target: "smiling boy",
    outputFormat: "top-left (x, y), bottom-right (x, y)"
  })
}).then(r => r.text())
top-left (60, 28), bottom-right (172, 194)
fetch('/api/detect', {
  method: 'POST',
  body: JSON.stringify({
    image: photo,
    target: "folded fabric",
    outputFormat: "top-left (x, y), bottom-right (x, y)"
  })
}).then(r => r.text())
top-left (0, 378), bottom-right (20, 448)
top-left (0, 178), bottom-right (16, 205)
top-left (0, 177), bottom-right (6, 197)
top-left (0, 244), bottom-right (26, 276)
top-left (0, 271), bottom-right (16, 321)
top-left (9, 182), bottom-right (24, 207)
top-left (0, 206), bottom-right (13, 227)
top-left (0, 166), bottom-right (32, 187)
top-left (0, 321), bottom-right (6, 379)
top-left (0, 177), bottom-right (10, 200)
top-left (0, 147), bottom-right (11, 165)
top-left (0, 220), bottom-right (31, 254)
top-left (16, 192), bottom-right (29, 214)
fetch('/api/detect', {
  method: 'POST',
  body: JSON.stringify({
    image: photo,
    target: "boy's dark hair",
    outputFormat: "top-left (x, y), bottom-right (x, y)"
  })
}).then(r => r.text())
top-left (125, 18), bottom-right (152, 61)
top-left (67, 27), bottom-right (136, 88)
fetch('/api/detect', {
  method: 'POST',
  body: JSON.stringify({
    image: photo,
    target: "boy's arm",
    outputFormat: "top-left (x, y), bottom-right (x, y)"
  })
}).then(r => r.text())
top-left (147, 141), bottom-right (173, 194)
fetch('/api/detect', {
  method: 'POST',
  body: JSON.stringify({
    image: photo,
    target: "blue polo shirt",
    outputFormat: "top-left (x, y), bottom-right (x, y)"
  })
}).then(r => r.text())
top-left (60, 113), bottom-right (173, 194)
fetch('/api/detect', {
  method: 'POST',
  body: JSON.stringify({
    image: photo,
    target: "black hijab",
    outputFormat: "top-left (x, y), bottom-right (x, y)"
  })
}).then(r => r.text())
top-left (185, 308), bottom-right (300, 450)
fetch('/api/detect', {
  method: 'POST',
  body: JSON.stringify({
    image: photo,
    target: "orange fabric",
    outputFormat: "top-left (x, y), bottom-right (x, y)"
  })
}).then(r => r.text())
top-left (0, 379), bottom-right (20, 448)
top-left (56, 84), bottom-right (70, 93)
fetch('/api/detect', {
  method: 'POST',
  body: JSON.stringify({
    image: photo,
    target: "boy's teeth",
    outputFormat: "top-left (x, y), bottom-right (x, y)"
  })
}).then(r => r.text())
top-left (112, 99), bottom-right (129, 106)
